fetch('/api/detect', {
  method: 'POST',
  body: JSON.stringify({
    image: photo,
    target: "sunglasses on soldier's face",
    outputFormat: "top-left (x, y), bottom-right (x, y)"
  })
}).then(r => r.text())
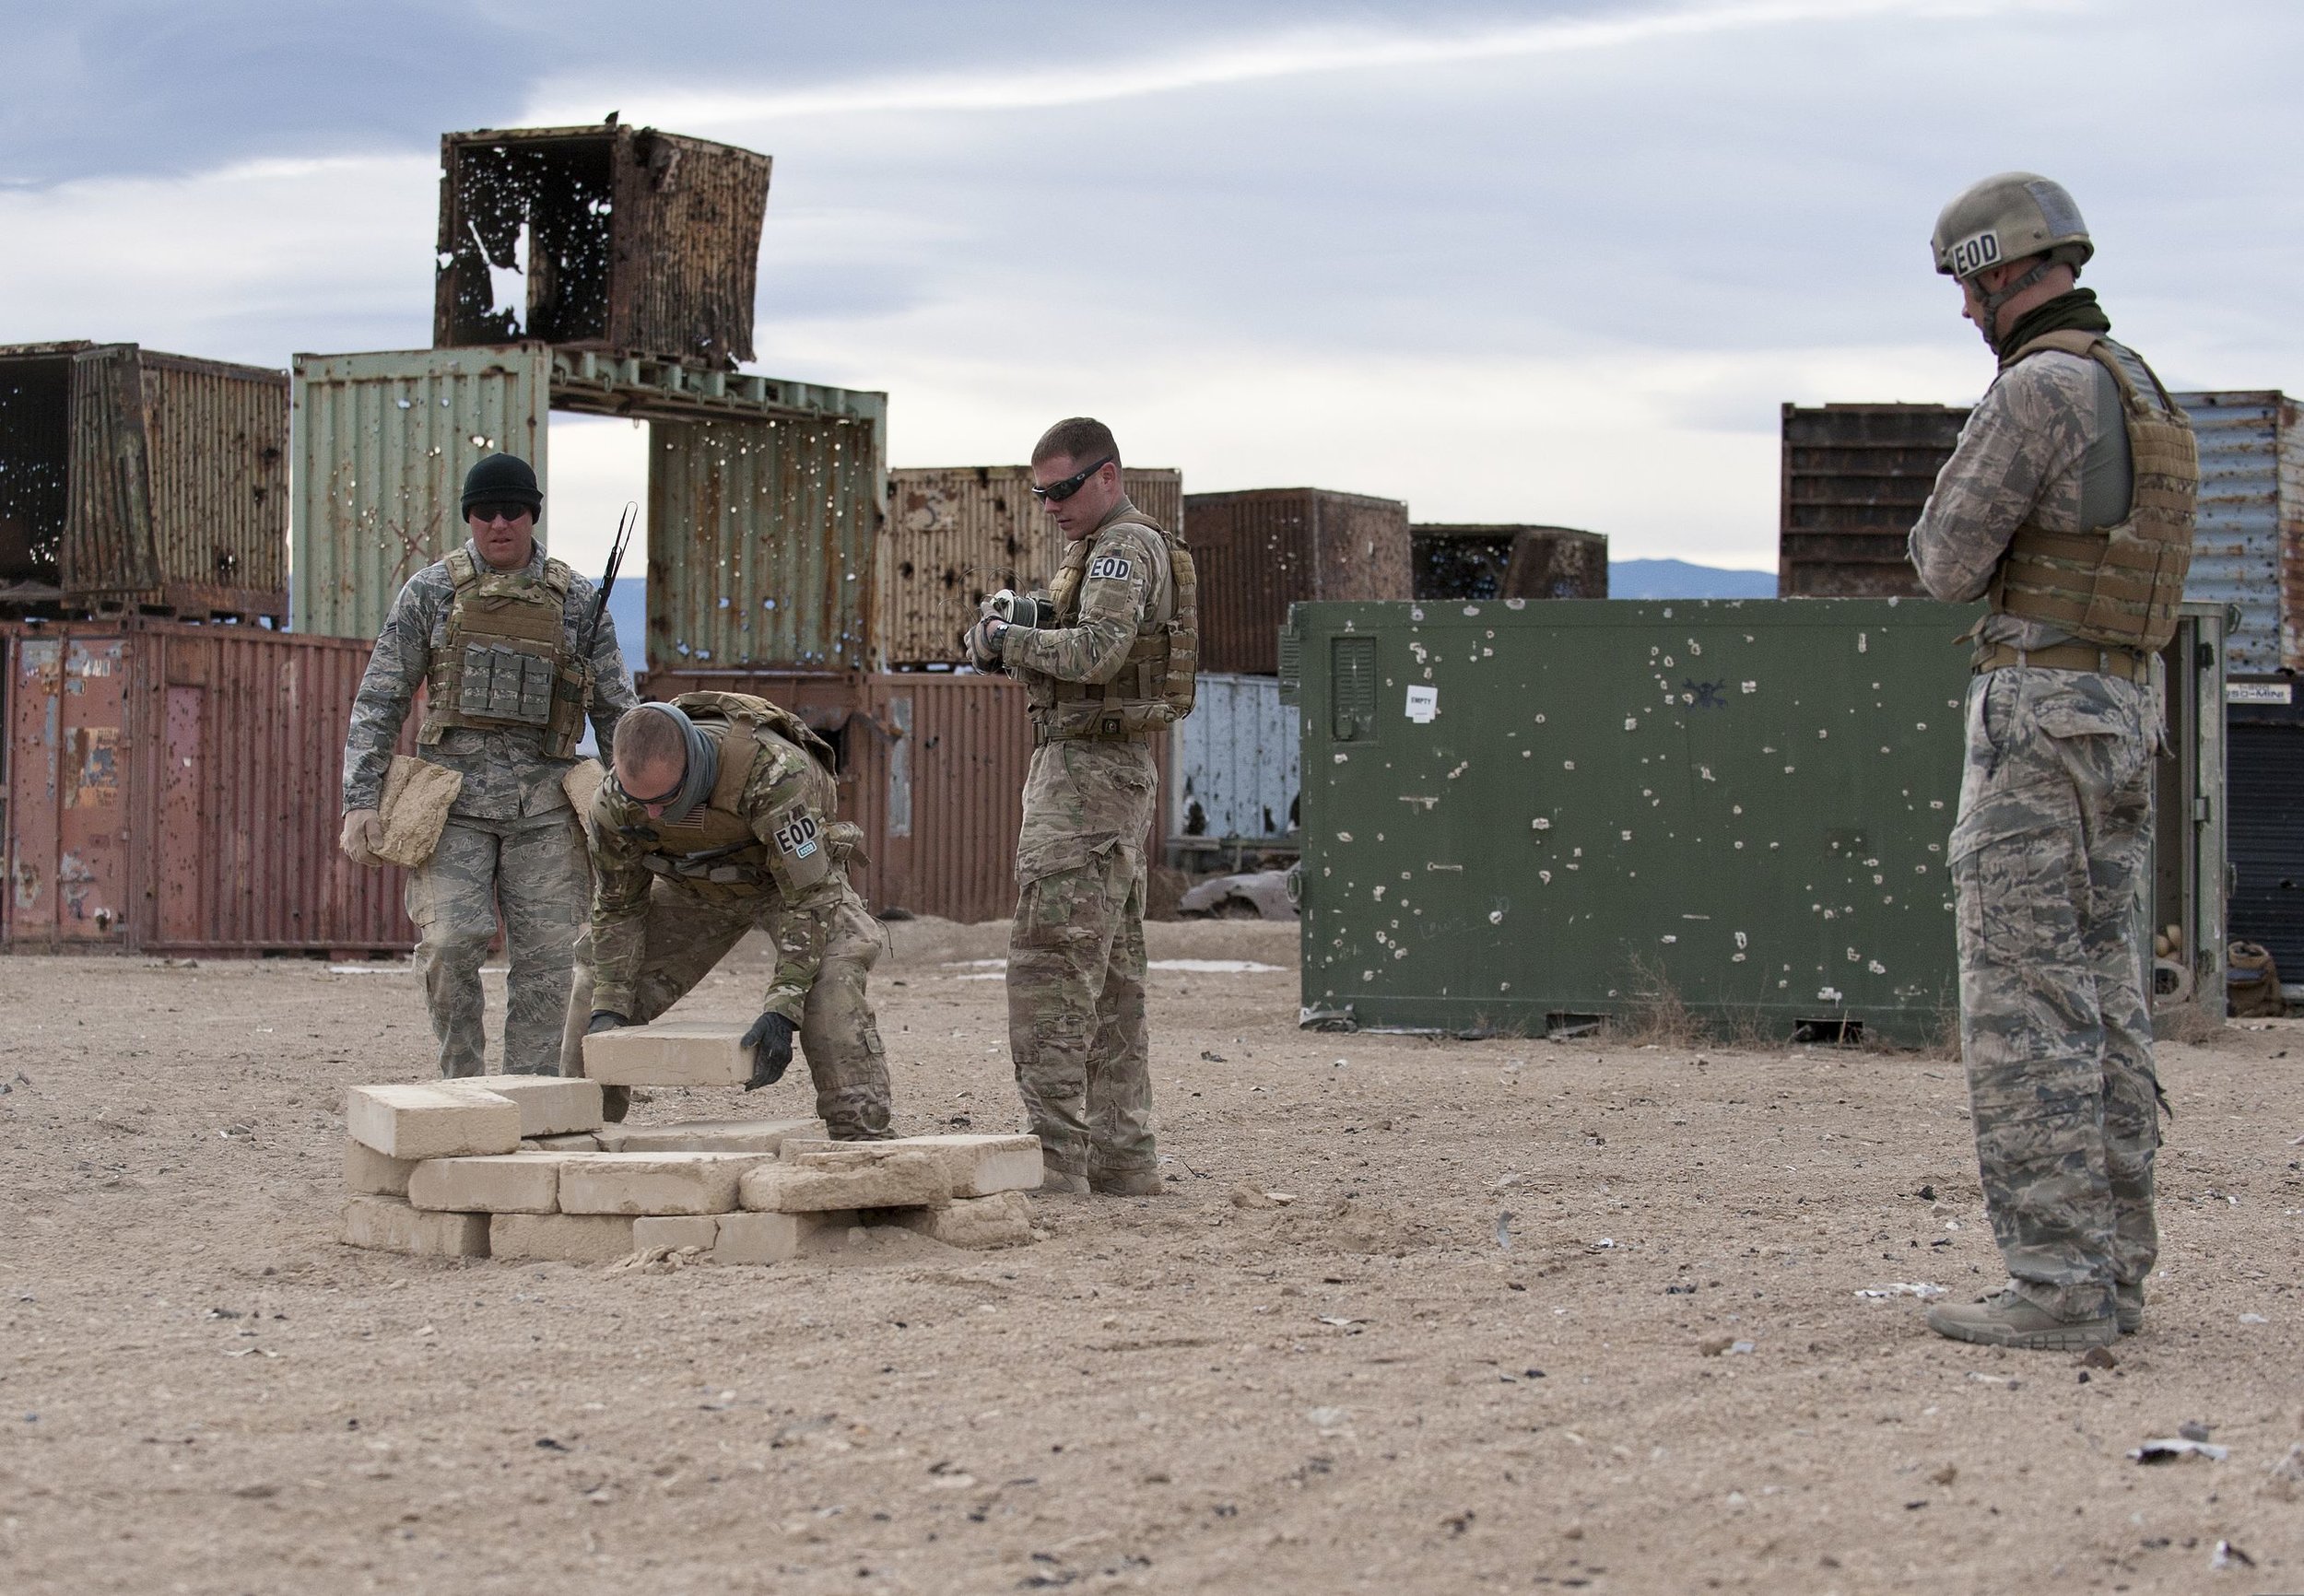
top-left (471, 503), bottom-right (534, 526)
top-left (614, 769), bottom-right (684, 807)
top-left (1030, 457), bottom-right (1115, 503)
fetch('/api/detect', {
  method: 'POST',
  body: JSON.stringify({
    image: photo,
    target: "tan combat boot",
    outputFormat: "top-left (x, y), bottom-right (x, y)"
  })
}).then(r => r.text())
top-left (1040, 1167), bottom-right (1090, 1195)
top-left (1089, 1168), bottom-right (1164, 1197)
top-left (1925, 1286), bottom-right (2116, 1350)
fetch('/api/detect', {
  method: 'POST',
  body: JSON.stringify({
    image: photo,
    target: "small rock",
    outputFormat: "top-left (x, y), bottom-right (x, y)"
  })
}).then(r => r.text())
top-left (1307, 1406), bottom-right (1347, 1430)
top-left (1229, 1184), bottom-right (1277, 1210)
top-left (2210, 1540), bottom-right (2254, 1571)
top-left (1928, 1463), bottom-right (1957, 1486)
top-left (2179, 1420), bottom-right (2212, 1443)
top-left (1200, 1050), bottom-right (1227, 1062)
top-left (2081, 1346), bottom-right (2118, 1370)
top-left (1699, 1336), bottom-right (1734, 1357)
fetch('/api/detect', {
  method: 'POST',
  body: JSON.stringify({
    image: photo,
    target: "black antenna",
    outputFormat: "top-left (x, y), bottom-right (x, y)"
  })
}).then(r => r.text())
top-left (580, 500), bottom-right (638, 669)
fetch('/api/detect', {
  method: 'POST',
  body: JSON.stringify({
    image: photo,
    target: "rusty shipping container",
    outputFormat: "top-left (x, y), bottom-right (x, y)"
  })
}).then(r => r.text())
top-left (435, 124), bottom-right (771, 369)
top-left (643, 667), bottom-right (1169, 925)
top-left (3, 619), bottom-right (412, 955)
top-left (882, 466), bottom-right (1183, 665)
top-left (1183, 488), bottom-right (1411, 675)
top-left (0, 342), bottom-right (287, 620)
top-left (1412, 523), bottom-right (1606, 602)
top-left (1778, 403), bottom-right (1967, 599)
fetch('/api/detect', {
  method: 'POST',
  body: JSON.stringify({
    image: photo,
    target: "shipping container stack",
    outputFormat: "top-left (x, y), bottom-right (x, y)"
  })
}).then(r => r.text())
top-left (1411, 524), bottom-right (1608, 602)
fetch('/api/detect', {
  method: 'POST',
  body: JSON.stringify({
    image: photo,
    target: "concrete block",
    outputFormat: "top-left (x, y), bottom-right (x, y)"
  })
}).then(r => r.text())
top-left (632, 1215), bottom-right (721, 1253)
top-left (740, 1148), bottom-right (947, 1214)
top-left (489, 1213), bottom-right (638, 1263)
top-left (713, 1209), bottom-right (858, 1265)
top-left (581, 1019), bottom-right (750, 1086)
top-left (346, 1083), bottom-right (520, 1160)
top-left (594, 1117), bottom-right (825, 1155)
top-left (886, 1191), bottom-right (1036, 1250)
top-left (556, 1152), bottom-right (770, 1215)
top-left (340, 1195), bottom-right (489, 1258)
top-left (446, 1074), bottom-right (603, 1137)
top-left (781, 1133), bottom-right (1041, 1199)
top-left (345, 1137), bottom-right (417, 1197)
top-left (523, 1133), bottom-right (601, 1152)
top-left (406, 1154), bottom-right (560, 1215)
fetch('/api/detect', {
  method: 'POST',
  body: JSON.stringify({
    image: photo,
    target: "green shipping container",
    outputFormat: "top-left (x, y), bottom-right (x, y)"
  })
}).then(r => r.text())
top-left (1287, 597), bottom-right (2226, 1045)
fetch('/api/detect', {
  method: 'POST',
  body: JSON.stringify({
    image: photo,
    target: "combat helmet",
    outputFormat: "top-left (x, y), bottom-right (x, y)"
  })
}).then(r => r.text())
top-left (1932, 172), bottom-right (2094, 330)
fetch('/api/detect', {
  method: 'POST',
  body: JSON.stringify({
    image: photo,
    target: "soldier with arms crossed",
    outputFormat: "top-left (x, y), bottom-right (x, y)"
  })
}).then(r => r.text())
top-left (1909, 174), bottom-right (2198, 1349)
top-left (965, 418), bottom-right (1197, 1195)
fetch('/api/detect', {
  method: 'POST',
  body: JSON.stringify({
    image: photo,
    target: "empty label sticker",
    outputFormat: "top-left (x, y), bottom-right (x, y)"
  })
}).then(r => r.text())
top-left (1405, 686), bottom-right (1439, 722)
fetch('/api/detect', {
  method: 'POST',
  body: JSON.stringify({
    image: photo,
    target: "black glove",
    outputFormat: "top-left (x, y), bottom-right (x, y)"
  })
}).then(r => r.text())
top-left (586, 1011), bottom-right (631, 1036)
top-left (740, 1012), bottom-right (797, 1090)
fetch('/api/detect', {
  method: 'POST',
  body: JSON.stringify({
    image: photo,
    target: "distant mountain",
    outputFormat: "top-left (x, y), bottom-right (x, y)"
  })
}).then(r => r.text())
top-left (1609, 559), bottom-right (1777, 600)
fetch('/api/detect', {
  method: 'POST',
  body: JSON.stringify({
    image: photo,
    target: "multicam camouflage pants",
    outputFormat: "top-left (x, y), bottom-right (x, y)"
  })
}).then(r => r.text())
top-left (1009, 847), bottom-right (1155, 1179)
top-left (605, 884), bottom-right (892, 1141)
top-left (1950, 665), bottom-right (2159, 1320)
top-left (407, 814), bottom-right (589, 1078)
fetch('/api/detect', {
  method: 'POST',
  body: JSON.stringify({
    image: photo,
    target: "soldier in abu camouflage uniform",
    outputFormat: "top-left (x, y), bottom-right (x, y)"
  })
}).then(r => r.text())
top-left (341, 454), bottom-right (638, 1078)
top-left (965, 418), bottom-right (1198, 1195)
top-left (582, 694), bottom-right (893, 1141)
top-left (1908, 175), bottom-right (2199, 1350)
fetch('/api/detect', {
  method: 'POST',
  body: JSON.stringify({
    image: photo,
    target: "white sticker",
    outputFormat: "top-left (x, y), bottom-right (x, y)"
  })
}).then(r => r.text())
top-left (772, 812), bottom-right (820, 859)
top-left (2228, 681), bottom-right (2293, 705)
top-left (1948, 229), bottom-right (2001, 276)
top-left (1087, 555), bottom-right (1134, 581)
top-left (1405, 686), bottom-right (1439, 723)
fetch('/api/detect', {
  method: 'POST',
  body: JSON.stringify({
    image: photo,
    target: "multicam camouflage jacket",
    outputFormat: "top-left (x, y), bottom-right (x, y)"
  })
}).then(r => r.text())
top-left (1909, 346), bottom-right (2137, 652)
top-left (341, 541), bottom-right (640, 822)
top-left (587, 720), bottom-right (853, 1024)
top-left (997, 498), bottom-right (1173, 695)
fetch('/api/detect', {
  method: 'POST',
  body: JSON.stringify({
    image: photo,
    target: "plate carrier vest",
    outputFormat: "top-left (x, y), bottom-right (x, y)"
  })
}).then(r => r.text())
top-left (1039, 511), bottom-right (1199, 740)
top-left (418, 547), bottom-right (589, 758)
top-left (624, 691), bottom-right (848, 900)
top-left (1986, 330), bottom-right (2199, 656)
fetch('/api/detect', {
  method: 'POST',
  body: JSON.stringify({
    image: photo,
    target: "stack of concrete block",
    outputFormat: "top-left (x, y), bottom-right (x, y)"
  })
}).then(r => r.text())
top-left (341, 1048), bottom-right (1047, 1263)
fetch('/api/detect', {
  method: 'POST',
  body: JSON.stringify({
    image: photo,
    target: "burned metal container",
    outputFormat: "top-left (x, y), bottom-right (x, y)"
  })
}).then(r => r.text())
top-left (1413, 524), bottom-right (1606, 602)
top-left (1183, 488), bottom-right (1410, 675)
top-left (3, 619), bottom-right (412, 954)
top-left (0, 343), bottom-right (287, 620)
top-left (292, 345), bottom-right (885, 672)
top-left (1778, 403), bottom-right (1965, 599)
top-left (1284, 596), bottom-right (2226, 1041)
top-left (1170, 671), bottom-right (1299, 864)
top-left (434, 124), bottom-right (771, 369)
top-left (2181, 390), bottom-right (2304, 677)
top-left (883, 466), bottom-right (1183, 666)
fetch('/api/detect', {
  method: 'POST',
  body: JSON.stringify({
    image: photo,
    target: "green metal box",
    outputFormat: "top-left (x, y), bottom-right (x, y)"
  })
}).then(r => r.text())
top-left (1287, 597), bottom-right (2226, 1044)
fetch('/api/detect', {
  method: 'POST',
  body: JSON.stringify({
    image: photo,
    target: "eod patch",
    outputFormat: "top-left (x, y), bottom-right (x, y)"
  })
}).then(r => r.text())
top-left (772, 810), bottom-right (820, 859)
top-left (1088, 554), bottom-right (1134, 582)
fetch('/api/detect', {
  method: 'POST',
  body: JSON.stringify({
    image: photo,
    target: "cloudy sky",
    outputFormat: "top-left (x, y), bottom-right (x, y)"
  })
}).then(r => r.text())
top-left (4, 0), bottom-right (2298, 576)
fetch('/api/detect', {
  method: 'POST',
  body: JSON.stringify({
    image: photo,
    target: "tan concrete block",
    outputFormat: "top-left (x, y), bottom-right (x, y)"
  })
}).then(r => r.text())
top-left (523, 1133), bottom-right (601, 1152)
top-left (580, 1020), bottom-right (750, 1086)
top-left (406, 1154), bottom-right (560, 1215)
top-left (489, 1213), bottom-right (637, 1263)
top-left (556, 1152), bottom-right (770, 1215)
top-left (346, 1083), bottom-right (520, 1160)
top-left (594, 1117), bottom-right (825, 1155)
top-left (713, 1209), bottom-right (857, 1265)
top-left (446, 1074), bottom-right (603, 1137)
top-left (886, 1191), bottom-right (1035, 1250)
top-left (740, 1149), bottom-right (947, 1214)
top-left (345, 1137), bottom-right (417, 1197)
top-left (781, 1133), bottom-right (1042, 1199)
top-left (631, 1215), bottom-right (721, 1253)
top-left (339, 1195), bottom-right (489, 1258)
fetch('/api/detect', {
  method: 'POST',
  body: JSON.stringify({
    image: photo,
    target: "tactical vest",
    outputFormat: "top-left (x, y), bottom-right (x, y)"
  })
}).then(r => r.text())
top-left (618, 691), bottom-right (848, 901)
top-left (1986, 331), bottom-right (2199, 655)
top-left (418, 547), bottom-right (589, 758)
top-left (1040, 512), bottom-right (1199, 740)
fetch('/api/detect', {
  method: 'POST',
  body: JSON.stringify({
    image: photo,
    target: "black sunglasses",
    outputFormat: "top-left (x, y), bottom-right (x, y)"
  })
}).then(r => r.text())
top-left (614, 768), bottom-right (684, 807)
top-left (1030, 457), bottom-right (1115, 503)
top-left (470, 502), bottom-right (534, 525)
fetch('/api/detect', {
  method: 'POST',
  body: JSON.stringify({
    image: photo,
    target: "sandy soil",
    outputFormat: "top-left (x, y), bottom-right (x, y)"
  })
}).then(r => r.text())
top-left (1, 918), bottom-right (2299, 1595)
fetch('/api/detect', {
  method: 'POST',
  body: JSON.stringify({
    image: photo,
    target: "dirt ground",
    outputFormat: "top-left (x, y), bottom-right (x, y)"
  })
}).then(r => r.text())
top-left (2, 917), bottom-right (2300, 1595)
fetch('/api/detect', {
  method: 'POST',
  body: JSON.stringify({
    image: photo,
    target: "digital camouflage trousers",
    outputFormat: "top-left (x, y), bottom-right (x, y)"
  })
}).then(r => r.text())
top-left (1950, 665), bottom-right (2159, 1320)
top-left (406, 814), bottom-right (589, 1078)
top-left (1008, 846), bottom-right (1154, 1179)
top-left (601, 882), bottom-right (892, 1141)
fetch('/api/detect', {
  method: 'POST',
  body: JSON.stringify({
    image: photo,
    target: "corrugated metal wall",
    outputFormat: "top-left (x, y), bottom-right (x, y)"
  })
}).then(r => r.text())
top-left (435, 127), bottom-right (772, 369)
top-left (1170, 672), bottom-right (1299, 841)
top-left (1183, 488), bottom-right (1412, 675)
top-left (0, 346), bottom-right (74, 585)
top-left (3, 620), bottom-right (413, 954)
top-left (882, 466), bottom-right (1182, 664)
top-left (2181, 391), bottom-right (2301, 676)
top-left (1777, 403), bottom-right (1966, 598)
top-left (647, 410), bottom-right (884, 672)
top-left (290, 345), bottom-right (552, 638)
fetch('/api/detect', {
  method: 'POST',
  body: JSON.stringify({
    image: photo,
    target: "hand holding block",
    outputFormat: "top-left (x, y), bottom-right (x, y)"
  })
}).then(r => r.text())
top-left (581, 1020), bottom-right (752, 1086)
